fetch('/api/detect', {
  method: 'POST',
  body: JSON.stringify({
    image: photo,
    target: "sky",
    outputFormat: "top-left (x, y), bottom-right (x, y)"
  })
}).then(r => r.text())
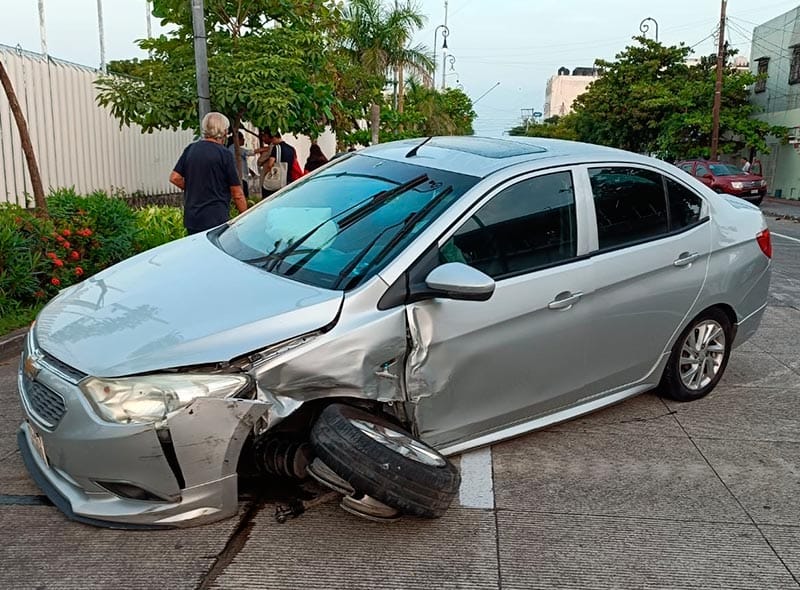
top-left (1, 0), bottom-right (799, 136)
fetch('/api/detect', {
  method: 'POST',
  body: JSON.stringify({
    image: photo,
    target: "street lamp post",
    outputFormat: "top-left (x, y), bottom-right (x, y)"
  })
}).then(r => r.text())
top-left (639, 17), bottom-right (659, 42)
top-left (433, 24), bottom-right (449, 88)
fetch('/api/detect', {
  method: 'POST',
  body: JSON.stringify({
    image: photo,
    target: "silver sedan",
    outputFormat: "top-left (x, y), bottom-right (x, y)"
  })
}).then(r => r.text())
top-left (17, 137), bottom-right (771, 528)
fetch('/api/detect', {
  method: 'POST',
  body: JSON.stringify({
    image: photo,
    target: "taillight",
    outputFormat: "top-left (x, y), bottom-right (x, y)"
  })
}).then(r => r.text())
top-left (756, 229), bottom-right (772, 259)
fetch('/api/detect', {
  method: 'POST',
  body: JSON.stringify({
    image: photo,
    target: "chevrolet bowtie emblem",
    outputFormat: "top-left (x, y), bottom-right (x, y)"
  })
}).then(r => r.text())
top-left (23, 354), bottom-right (41, 381)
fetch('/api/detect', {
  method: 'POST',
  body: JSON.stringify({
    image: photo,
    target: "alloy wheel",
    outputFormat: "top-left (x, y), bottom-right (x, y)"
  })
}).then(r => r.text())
top-left (679, 320), bottom-right (726, 391)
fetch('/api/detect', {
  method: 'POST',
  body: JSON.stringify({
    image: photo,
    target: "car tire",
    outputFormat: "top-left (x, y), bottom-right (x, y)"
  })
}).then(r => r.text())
top-left (753, 196), bottom-right (764, 206)
top-left (660, 308), bottom-right (732, 402)
top-left (309, 403), bottom-right (460, 518)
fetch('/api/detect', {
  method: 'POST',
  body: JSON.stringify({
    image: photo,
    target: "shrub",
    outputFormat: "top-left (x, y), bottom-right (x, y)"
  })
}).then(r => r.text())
top-left (0, 205), bottom-right (53, 317)
top-left (134, 206), bottom-right (186, 252)
top-left (1, 189), bottom-right (189, 331)
top-left (47, 187), bottom-right (138, 275)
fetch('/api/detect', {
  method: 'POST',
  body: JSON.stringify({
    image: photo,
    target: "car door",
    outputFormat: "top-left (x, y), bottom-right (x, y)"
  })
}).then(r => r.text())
top-left (579, 165), bottom-right (711, 396)
top-left (405, 169), bottom-right (594, 449)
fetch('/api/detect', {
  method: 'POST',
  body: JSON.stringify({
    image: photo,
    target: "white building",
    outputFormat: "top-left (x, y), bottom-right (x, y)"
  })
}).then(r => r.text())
top-left (749, 6), bottom-right (800, 200)
top-left (543, 67), bottom-right (599, 119)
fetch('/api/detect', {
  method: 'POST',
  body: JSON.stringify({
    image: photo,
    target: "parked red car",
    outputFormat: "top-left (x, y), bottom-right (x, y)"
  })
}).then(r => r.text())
top-left (676, 160), bottom-right (767, 205)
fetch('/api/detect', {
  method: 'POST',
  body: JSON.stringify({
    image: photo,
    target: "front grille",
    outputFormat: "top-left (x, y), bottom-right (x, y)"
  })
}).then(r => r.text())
top-left (39, 348), bottom-right (86, 383)
top-left (21, 375), bottom-right (67, 428)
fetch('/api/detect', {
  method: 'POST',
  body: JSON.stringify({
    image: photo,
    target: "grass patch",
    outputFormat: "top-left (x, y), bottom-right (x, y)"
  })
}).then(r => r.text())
top-left (0, 304), bottom-right (42, 336)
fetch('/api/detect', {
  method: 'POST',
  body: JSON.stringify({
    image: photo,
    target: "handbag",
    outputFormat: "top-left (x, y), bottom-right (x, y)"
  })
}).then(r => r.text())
top-left (263, 144), bottom-right (288, 191)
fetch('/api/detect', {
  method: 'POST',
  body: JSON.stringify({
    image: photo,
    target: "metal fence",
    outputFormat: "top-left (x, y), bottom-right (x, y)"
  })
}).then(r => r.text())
top-left (0, 44), bottom-right (194, 207)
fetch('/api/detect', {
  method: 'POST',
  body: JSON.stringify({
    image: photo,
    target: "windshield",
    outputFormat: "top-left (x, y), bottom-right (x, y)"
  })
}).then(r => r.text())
top-left (216, 154), bottom-right (478, 290)
top-left (709, 164), bottom-right (744, 176)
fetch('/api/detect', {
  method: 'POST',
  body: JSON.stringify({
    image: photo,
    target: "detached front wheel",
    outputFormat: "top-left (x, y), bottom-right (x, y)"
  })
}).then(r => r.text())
top-left (660, 308), bottom-right (732, 402)
top-left (310, 404), bottom-right (460, 518)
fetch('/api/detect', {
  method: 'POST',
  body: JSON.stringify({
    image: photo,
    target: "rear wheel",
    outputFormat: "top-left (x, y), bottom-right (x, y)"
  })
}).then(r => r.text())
top-left (660, 308), bottom-right (733, 402)
top-left (310, 403), bottom-right (460, 518)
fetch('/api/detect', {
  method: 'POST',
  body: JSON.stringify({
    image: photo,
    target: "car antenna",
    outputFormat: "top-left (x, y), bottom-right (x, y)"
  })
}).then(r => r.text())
top-left (405, 136), bottom-right (433, 158)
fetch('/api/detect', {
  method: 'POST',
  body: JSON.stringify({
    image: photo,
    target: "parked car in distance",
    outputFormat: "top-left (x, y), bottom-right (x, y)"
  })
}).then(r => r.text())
top-left (676, 159), bottom-right (767, 205)
top-left (17, 137), bottom-right (771, 529)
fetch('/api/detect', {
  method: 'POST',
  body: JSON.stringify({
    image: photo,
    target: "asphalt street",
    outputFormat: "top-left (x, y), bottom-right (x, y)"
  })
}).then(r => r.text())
top-left (0, 216), bottom-right (799, 589)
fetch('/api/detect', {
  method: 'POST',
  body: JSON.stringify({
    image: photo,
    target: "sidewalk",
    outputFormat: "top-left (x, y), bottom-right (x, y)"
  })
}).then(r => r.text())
top-left (762, 196), bottom-right (800, 221)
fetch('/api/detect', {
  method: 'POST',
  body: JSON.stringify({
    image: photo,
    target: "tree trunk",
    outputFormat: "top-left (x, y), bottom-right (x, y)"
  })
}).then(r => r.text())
top-left (398, 64), bottom-right (405, 114)
top-left (370, 103), bottom-right (380, 145)
top-left (0, 60), bottom-right (47, 213)
top-left (232, 115), bottom-right (242, 181)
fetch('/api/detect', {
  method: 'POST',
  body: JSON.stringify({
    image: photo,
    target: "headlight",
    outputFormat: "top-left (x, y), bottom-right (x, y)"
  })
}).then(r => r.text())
top-left (731, 181), bottom-right (744, 190)
top-left (760, 179), bottom-right (767, 187)
top-left (80, 373), bottom-right (250, 424)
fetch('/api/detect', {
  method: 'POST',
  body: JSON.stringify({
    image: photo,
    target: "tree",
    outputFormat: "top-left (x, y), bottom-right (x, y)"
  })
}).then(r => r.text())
top-left (344, 82), bottom-right (476, 146)
top-left (96, 1), bottom-right (339, 143)
top-left (512, 37), bottom-right (785, 159)
top-left (508, 115), bottom-right (578, 141)
top-left (0, 61), bottom-right (46, 212)
top-left (338, 0), bottom-right (433, 143)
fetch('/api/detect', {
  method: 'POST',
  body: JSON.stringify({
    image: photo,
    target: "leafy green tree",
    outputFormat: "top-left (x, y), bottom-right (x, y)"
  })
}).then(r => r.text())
top-left (345, 82), bottom-right (476, 145)
top-left (337, 0), bottom-right (433, 142)
top-left (508, 115), bottom-right (578, 140)
top-left (96, 0), bottom-right (339, 140)
top-left (511, 37), bottom-right (785, 159)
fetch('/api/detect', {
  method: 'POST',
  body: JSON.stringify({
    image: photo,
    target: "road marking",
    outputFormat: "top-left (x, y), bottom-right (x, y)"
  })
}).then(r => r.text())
top-left (772, 232), bottom-right (800, 244)
top-left (458, 447), bottom-right (495, 509)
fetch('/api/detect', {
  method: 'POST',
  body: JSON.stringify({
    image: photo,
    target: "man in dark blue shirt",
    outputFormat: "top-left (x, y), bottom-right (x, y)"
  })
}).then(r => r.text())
top-left (170, 112), bottom-right (248, 234)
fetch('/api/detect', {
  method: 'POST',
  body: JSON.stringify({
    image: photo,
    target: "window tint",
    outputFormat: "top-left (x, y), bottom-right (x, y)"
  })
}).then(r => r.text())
top-left (695, 164), bottom-right (709, 177)
top-left (589, 167), bottom-right (668, 249)
top-left (679, 163), bottom-right (694, 173)
top-left (666, 179), bottom-right (703, 229)
top-left (442, 172), bottom-right (577, 279)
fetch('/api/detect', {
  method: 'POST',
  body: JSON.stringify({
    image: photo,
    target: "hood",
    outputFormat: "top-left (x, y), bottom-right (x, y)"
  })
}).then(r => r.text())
top-left (35, 233), bottom-right (343, 377)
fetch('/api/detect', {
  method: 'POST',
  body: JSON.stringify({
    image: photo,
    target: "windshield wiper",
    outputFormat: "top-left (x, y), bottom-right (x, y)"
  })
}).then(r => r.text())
top-left (244, 174), bottom-right (430, 272)
top-left (332, 185), bottom-right (454, 290)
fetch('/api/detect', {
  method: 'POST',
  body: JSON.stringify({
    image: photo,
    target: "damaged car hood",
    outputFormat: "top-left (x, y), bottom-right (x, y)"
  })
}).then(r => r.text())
top-left (34, 233), bottom-right (343, 377)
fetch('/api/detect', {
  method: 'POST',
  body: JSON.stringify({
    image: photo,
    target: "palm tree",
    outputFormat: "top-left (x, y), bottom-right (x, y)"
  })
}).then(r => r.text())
top-left (341, 0), bottom-right (433, 142)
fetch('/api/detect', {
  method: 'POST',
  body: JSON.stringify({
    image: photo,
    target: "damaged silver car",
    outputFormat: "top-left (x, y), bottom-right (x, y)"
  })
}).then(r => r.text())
top-left (17, 137), bottom-right (771, 528)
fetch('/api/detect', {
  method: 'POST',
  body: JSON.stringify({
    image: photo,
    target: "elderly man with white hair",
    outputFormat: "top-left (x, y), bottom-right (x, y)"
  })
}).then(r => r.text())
top-left (169, 112), bottom-right (248, 234)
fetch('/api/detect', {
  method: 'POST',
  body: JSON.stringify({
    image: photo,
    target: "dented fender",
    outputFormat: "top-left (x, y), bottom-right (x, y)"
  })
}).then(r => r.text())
top-left (167, 398), bottom-right (268, 487)
top-left (248, 279), bottom-right (410, 429)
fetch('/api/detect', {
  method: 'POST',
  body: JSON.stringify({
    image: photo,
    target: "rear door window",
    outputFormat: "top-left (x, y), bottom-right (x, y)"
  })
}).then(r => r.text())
top-left (695, 164), bottom-right (710, 177)
top-left (589, 167), bottom-right (668, 249)
top-left (666, 179), bottom-right (703, 229)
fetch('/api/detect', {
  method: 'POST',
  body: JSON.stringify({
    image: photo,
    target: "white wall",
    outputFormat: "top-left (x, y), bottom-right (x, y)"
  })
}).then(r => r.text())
top-left (0, 45), bottom-right (195, 206)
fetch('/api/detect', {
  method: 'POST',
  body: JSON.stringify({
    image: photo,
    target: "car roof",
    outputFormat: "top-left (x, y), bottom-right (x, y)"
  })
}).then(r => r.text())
top-left (358, 136), bottom-right (654, 178)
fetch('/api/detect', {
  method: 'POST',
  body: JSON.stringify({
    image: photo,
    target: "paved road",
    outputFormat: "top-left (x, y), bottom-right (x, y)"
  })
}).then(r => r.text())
top-left (1, 218), bottom-right (799, 589)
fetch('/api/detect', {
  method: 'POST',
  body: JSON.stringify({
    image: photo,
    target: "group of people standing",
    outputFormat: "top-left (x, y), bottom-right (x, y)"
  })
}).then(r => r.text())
top-left (169, 111), bottom-right (330, 234)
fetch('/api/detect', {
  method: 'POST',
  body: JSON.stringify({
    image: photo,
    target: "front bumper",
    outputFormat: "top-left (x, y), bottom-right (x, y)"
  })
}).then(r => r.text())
top-left (16, 335), bottom-right (268, 528)
top-left (729, 187), bottom-right (767, 202)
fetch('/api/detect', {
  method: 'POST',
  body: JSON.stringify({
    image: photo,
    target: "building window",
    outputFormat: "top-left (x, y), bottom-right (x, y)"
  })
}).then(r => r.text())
top-left (790, 46), bottom-right (800, 85)
top-left (755, 57), bottom-right (769, 93)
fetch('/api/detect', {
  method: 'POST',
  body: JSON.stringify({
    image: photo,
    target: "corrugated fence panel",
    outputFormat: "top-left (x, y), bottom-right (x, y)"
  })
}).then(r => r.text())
top-left (0, 45), bottom-right (193, 206)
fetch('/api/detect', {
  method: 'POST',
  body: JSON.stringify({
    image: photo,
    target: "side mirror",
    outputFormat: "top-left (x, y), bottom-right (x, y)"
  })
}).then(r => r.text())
top-left (424, 263), bottom-right (495, 301)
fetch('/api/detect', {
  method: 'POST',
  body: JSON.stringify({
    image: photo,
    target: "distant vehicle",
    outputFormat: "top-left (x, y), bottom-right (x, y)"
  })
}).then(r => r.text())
top-left (676, 159), bottom-right (767, 205)
top-left (18, 137), bottom-right (771, 529)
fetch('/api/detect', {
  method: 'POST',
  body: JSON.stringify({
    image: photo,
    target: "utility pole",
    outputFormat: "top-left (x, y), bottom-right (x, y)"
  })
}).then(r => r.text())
top-left (37, 0), bottom-right (47, 55)
top-left (191, 0), bottom-right (211, 125)
top-left (710, 0), bottom-right (727, 161)
top-left (96, 0), bottom-right (106, 72)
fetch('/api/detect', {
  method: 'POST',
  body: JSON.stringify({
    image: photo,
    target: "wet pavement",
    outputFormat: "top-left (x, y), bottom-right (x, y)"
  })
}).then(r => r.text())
top-left (0, 218), bottom-right (799, 589)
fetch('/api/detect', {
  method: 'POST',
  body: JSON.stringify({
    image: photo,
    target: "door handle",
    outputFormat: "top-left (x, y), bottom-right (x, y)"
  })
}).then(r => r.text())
top-left (673, 252), bottom-right (700, 267)
top-left (548, 291), bottom-right (583, 310)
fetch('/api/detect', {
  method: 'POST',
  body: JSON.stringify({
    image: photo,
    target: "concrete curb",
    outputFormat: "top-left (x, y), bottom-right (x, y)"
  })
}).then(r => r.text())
top-left (0, 328), bottom-right (27, 360)
top-left (763, 209), bottom-right (800, 222)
